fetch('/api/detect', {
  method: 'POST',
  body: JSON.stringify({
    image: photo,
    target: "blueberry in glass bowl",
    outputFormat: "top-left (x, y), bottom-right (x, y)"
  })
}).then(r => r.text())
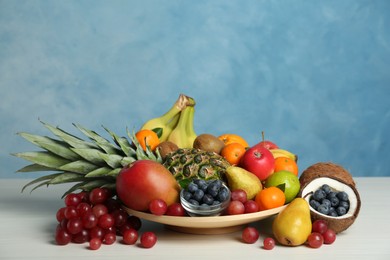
top-left (180, 179), bottom-right (231, 217)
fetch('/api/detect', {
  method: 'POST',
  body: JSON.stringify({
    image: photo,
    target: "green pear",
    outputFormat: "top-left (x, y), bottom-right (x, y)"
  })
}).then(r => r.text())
top-left (272, 198), bottom-right (312, 246)
top-left (225, 166), bottom-right (262, 200)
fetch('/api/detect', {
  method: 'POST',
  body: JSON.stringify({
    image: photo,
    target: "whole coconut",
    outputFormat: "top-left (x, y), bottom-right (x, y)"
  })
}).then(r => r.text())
top-left (298, 162), bottom-right (361, 233)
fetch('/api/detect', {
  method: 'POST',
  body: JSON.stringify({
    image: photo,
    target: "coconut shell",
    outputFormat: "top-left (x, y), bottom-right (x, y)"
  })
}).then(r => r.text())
top-left (300, 162), bottom-right (355, 187)
top-left (299, 163), bottom-right (361, 234)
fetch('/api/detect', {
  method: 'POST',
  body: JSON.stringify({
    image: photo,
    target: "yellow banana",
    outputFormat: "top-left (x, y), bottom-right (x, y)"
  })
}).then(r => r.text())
top-left (167, 106), bottom-right (193, 148)
top-left (140, 94), bottom-right (195, 142)
top-left (270, 148), bottom-right (298, 162)
top-left (185, 106), bottom-right (197, 147)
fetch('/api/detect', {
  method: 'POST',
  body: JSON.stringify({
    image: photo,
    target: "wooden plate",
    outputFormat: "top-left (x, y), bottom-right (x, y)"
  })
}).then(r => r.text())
top-left (123, 205), bottom-right (287, 235)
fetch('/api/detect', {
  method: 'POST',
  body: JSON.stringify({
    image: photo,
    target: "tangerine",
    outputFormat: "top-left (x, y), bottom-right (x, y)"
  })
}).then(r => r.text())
top-left (220, 143), bottom-right (246, 165)
top-left (255, 187), bottom-right (285, 211)
top-left (135, 129), bottom-right (160, 151)
top-left (218, 134), bottom-right (249, 148)
top-left (274, 157), bottom-right (299, 176)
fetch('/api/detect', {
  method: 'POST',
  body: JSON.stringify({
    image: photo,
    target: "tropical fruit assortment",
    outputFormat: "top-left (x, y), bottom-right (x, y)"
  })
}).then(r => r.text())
top-left (13, 93), bottom-right (361, 250)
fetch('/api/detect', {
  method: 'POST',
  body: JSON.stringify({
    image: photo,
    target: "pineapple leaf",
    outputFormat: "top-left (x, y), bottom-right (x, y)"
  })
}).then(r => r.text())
top-left (102, 126), bottom-right (134, 157)
top-left (107, 168), bottom-right (121, 176)
top-left (120, 156), bottom-right (136, 167)
top-left (21, 172), bottom-right (64, 193)
top-left (59, 160), bottom-right (99, 174)
top-left (49, 172), bottom-right (86, 184)
top-left (16, 163), bottom-right (56, 172)
top-left (12, 151), bottom-right (70, 169)
top-left (84, 167), bottom-right (113, 177)
top-left (16, 132), bottom-right (80, 160)
top-left (73, 123), bottom-right (121, 155)
top-left (71, 148), bottom-right (107, 165)
top-left (40, 120), bottom-right (97, 149)
top-left (98, 153), bottom-right (123, 168)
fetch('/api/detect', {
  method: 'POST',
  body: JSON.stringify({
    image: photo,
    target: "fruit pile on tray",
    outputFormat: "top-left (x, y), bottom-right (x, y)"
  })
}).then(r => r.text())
top-left (13, 94), bottom-right (361, 250)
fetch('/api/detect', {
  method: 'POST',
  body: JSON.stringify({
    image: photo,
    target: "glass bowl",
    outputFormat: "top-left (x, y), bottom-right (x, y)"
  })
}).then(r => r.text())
top-left (180, 183), bottom-right (231, 217)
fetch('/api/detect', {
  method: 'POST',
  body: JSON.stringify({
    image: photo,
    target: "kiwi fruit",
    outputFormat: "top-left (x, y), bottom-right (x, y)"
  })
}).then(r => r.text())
top-left (193, 133), bottom-right (225, 154)
top-left (156, 141), bottom-right (179, 159)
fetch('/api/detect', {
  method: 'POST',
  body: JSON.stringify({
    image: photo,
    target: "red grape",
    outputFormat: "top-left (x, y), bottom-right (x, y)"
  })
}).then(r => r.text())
top-left (76, 202), bottom-right (92, 217)
top-left (89, 226), bottom-right (105, 240)
top-left (263, 237), bottom-right (275, 250)
top-left (140, 232), bottom-right (157, 248)
top-left (82, 212), bottom-right (98, 229)
top-left (242, 227), bottom-right (259, 244)
top-left (307, 232), bottom-right (324, 248)
top-left (66, 218), bottom-right (83, 234)
top-left (122, 228), bottom-right (138, 245)
top-left (112, 209), bottom-right (128, 227)
top-left (72, 229), bottom-right (89, 244)
top-left (89, 188), bottom-right (110, 205)
top-left (231, 189), bottom-right (247, 203)
top-left (323, 229), bottom-right (336, 244)
top-left (92, 204), bottom-right (108, 218)
top-left (64, 206), bottom-right (78, 219)
top-left (56, 207), bottom-right (66, 222)
top-left (103, 232), bottom-right (116, 245)
top-left (89, 238), bottom-right (102, 250)
top-left (98, 213), bottom-right (115, 229)
top-left (55, 228), bottom-right (71, 245)
top-left (227, 200), bottom-right (245, 215)
top-left (64, 193), bottom-right (81, 207)
top-left (166, 203), bottom-right (186, 216)
top-left (312, 219), bottom-right (328, 234)
top-left (244, 200), bottom-right (259, 213)
top-left (149, 199), bottom-right (168, 216)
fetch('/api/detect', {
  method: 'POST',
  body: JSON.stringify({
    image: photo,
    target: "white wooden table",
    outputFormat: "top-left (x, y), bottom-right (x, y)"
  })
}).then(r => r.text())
top-left (1, 177), bottom-right (389, 260)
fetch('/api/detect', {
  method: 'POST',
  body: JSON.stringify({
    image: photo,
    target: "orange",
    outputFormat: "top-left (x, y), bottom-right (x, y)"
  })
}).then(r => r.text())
top-left (274, 157), bottom-right (299, 176)
top-left (135, 129), bottom-right (160, 151)
top-left (255, 187), bottom-right (285, 211)
top-left (220, 143), bottom-right (246, 165)
top-left (218, 134), bottom-right (249, 148)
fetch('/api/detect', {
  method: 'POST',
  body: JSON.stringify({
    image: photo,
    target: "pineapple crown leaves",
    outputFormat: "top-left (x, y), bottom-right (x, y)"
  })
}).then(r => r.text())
top-left (12, 120), bottom-right (162, 196)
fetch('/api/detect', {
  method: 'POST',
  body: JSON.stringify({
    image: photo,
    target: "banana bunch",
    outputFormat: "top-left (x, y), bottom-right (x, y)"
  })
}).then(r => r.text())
top-left (140, 94), bottom-right (197, 148)
top-left (270, 148), bottom-right (298, 162)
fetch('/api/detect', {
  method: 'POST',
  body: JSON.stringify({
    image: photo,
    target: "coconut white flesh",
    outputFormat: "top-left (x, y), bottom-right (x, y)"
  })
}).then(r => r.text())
top-left (301, 177), bottom-right (358, 219)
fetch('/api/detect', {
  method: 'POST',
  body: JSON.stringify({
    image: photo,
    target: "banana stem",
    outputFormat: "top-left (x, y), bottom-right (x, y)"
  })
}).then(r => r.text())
top-left (159, 94), bottom-right (195, 124)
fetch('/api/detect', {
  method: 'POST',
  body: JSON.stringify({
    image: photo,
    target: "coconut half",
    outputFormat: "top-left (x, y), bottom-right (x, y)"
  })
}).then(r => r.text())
top-left (301, 177), bottom-right (361, 233)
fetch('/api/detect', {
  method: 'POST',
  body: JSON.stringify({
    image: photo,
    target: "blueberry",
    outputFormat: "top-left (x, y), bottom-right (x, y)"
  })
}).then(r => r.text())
top-left (207, 180), bottom-right (222, 197)
top-left (187, 182), bottom-right (198, 193)
top-left (329, 209), bottom-right (338, 217)
top-left (193, 179), bottom-right (207, 187)
top-left (321, 184), bottom-right (331, 194)
top-left (336, 206), bottom-right (347, 216)
top-left (217, 187), bottom-right (229, 202)
top-left (212, 200), bottom-right (220, 205)
top-left (336, 191), bottom-right (349, 202)
top-left (188, 199), bottom-right (199, 206)
top-left (317, 204), bottom-right (330, 215)
top-left (309, 199), bottom-right (320, 210)
top-left (313, 189), bottom-right (326, 201)
top-left (193, 189), bottom-right (205, 202)
top-left (327, 191), bottom-right (337, 200)
top-left (199, 183), bottom-right (208, 192)
top-left (329, 196), bottom-right (340, 207)
top-left (321, 199), bottom-right (331, 208)
top-left (339, 200), bottom-right (350, 210)
top-left (183, 190), bottom-right (192, 201)
top-left (202, 194), bottom-right (214, 205)
top-left (199, 204), bottom-right (210, 210)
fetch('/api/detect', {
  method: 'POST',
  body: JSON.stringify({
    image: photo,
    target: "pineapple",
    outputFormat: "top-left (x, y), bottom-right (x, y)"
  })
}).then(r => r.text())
top-left (163, 148), bottom-right (231, 187)
top-left (12, 120), bottom-right (162, 197)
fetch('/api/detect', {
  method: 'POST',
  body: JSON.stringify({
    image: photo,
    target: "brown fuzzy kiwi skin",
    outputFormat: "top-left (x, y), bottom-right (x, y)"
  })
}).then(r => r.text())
top-left (193, 134), bottom-right (225, 154)
top-left (299, 162), bottom-right (361, 233)
top-left (155, 141), bottom-right (179, 159)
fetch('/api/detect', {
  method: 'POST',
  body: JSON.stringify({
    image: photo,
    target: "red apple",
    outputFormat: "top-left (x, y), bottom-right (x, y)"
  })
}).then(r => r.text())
top-left (256, 140), bottom-right (279, 150)
top-left (239, 145), bottom-right (275, 181)
top-left (116, 160), bottom-right (180, 212)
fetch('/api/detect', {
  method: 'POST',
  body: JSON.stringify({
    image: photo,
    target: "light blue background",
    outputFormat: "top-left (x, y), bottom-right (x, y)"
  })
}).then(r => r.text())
top-left (1, 0), bottom-right (389, 179)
